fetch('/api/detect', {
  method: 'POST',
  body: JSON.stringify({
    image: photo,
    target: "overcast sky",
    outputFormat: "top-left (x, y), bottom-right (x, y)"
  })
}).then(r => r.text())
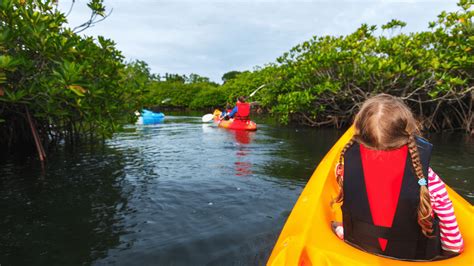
top-left (59, 0), bottom-right (460, 82)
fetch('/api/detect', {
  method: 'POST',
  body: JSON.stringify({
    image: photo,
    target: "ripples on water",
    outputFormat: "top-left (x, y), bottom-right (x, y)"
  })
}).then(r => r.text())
top-left (0, 115), bottom-right (472, 265)
top-left (100, 117), bottom-right (319, 265)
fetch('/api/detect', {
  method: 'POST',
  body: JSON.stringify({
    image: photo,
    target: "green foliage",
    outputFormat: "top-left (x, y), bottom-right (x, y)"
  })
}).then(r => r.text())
top-left (148, 1), bottom-right (471, 130)
top-left (189, 86), bottom-right (227, 109)
top-left (163, 73), bottom-right (186, 83)
top-left (0, 0), bottom-right (150, 148)
top-left (110, 0), bottom-right (473, 131)
top-left (143, 79), bottom-right (225, 109)
top-left (186, 73), bottom-right (213, 84)
top-left (212, 1), bottom-right (472, 130)
top-left (221, 70), bottom-right (242, 83)
top-left (2, 0), bottom-right (470, 148)
top-left (381, 19), bottom-right (407, 30)
top-left (87, 0), bottom-right (106, 16)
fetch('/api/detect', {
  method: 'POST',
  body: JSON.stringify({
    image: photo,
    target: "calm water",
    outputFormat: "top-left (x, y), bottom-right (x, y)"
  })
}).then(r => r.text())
top-left (0, 115), bottom-right (472, 265)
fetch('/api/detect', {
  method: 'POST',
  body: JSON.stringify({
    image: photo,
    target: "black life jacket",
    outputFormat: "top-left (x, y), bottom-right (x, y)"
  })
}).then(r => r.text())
top-left (342, 137), bottom-right (443, 261)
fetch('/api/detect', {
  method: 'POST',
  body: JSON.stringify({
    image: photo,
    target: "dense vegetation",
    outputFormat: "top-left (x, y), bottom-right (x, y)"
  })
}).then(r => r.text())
top-left (0, 0), bottom-right (150, 153)
top-left (247, 1), bottom-right (473, 131)
top-left (0, 0), bottom-right (472, 157)
top-left (142, 73), bottom-right (226, 110)
top-left (146, 1), bottom-right (473, 132)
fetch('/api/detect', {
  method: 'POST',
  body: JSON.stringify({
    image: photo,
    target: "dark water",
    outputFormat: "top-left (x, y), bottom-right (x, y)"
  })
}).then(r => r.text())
top-left (0, 115), bottom-right (472, 266)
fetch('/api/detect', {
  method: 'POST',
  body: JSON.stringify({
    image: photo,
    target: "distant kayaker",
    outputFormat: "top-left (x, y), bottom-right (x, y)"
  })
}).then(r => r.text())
top-left (331, 94), bottom-right (464, 260)
top-left (220, 103), bottom-right (233, 120)
top-left (227, 96), bottom-right (250, 121)
top-left (225, 103), bottom-right (232, 114)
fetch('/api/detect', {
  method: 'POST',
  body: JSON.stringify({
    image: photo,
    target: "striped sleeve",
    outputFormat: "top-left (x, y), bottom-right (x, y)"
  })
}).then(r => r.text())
top-left (428, 168), bottom-right (464, 253)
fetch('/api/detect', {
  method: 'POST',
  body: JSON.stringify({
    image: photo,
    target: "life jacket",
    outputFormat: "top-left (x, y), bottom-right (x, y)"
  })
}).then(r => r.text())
top-left (235, 102), bottom-right (250, 121)
top-left (342, 137), bottom-right (442, 261)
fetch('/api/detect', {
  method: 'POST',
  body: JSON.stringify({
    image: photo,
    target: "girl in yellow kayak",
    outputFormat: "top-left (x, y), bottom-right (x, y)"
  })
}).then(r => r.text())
top-left (332, 94), bottom-right (464, 261)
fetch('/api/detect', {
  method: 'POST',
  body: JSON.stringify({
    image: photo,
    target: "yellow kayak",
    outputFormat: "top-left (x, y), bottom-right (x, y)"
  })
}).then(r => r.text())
top-left (268, 127), bottom-right (473, 266)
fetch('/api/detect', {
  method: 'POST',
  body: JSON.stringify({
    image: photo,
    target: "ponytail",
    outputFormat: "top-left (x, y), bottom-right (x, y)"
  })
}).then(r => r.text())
top-left (407, 135), bottom-right (434, 237)
top-left (331, 138), bottom-right (355, 207)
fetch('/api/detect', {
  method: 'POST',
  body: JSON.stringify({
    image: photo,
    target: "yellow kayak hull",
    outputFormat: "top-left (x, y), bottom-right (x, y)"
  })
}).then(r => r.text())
top-left (268, 127), bottom-right (474, 266)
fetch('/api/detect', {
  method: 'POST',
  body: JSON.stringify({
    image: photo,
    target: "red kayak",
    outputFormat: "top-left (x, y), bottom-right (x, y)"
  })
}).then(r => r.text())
top-left (212, 110), bottom-right (257, 131)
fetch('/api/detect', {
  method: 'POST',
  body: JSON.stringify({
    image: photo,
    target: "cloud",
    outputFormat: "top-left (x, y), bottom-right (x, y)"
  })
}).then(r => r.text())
top-left (59, 0), bottom-right (459, 82)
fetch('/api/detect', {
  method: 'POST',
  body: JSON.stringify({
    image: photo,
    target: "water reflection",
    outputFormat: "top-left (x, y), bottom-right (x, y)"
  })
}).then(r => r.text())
top-left (233, 130), bottom-right (254, 145)
top-left (232, 130), bottom-right (255, 177)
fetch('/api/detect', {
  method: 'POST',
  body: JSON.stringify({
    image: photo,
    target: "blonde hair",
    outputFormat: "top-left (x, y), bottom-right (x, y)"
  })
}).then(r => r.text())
top-left (334, 94), bottom-right (433, 237)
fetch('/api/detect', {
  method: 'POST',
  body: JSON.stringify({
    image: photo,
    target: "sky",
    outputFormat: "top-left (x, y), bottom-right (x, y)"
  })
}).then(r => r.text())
top-left (59, 0), bottom-right (460, 83)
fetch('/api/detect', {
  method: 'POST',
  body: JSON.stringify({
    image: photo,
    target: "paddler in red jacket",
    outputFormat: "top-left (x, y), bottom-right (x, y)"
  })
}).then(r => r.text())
top-left (227, 96), bottom-right (251, 121)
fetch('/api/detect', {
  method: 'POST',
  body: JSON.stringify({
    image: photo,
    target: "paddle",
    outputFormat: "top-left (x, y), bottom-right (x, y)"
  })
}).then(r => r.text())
top-left (202, 113), bottom-right (215, 122)
top-left (249, 84), bottom-right (266, 98)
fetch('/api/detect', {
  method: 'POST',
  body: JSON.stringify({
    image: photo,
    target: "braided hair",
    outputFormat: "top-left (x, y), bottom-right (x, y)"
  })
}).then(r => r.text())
top-left (408, 134), bottom-right (434, 236)
top-left (332, 137), bottom-right (355, 205)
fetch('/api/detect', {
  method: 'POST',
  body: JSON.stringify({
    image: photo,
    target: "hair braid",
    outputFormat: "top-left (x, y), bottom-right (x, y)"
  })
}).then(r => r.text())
top-left (331, 138), bottom-right (355, 206)
top-left (407, 135), bottom-right (434, 237)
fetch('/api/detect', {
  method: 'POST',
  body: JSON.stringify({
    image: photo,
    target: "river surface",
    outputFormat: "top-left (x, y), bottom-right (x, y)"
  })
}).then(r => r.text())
top-left (0, 115), bottom-right (472, 265)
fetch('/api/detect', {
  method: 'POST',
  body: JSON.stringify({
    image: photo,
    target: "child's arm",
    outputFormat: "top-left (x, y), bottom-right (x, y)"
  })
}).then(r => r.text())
top-left (428, 168), bottom-right (464, 253)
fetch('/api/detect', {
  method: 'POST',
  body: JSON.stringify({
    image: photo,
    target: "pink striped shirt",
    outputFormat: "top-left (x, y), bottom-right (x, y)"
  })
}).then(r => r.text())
top-left (428, 168), bottom-right (464, 253)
